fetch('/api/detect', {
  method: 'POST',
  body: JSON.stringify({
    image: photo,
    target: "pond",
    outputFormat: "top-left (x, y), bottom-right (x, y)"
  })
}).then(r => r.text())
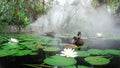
top-left (0, 34), bottom-right (120, 68)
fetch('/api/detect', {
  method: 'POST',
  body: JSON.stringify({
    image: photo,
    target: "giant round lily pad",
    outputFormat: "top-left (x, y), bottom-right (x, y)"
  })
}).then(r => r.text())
top-left (87, 49), bottom-right (103, 55)
top-left (66, 65), bottom-right (89, 68)
top-left (77, 51), bottom-right (90, 57)
top-left (84, 56), bottom-right (110, 65)
top-left (44, 55), bottom-right (76, 66)
top-left (43, 47), bottom-right (60, 51)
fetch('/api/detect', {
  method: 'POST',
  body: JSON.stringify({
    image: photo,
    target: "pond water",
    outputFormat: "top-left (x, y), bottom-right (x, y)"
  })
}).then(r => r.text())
top-left (0, 36), bottom-right (120, 68)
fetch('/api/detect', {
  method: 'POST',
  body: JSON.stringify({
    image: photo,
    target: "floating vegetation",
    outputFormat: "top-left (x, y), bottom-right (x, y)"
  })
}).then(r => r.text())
top-left (103, 49), bottom-right (120, 56)
top-left (66, 65), bottom-right (89, 68)
top-left (87, 49), bottom-right (103, 55)
top-left (44, 55), bottom-right (77, 66)
top-left (2, 43), bottom-right (20, 49)
top-left (77, 51), bottom-right (90, 57)
top-left (13, 50), bottom-right (32, 56)
top-left (43, 46), bottom-right (60, 52)
top-left (84, 56), bottom-right (110, 65)
top-left (0, 49), bottom-right (19, 57)
top-left (0, 35), bottom-right (55, 57)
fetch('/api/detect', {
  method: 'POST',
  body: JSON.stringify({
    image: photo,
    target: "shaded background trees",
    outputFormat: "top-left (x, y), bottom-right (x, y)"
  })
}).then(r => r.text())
top-left (0, 0), bottom-right (119, 34)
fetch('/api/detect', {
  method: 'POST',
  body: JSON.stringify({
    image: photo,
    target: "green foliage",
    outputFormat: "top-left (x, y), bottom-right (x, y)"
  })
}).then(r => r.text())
top-left (87, 49), bottom-right (103, 55)
top-left (43, 46), bottom-right (60, 52)
top-left (0, 35), bottom-right (55, 57)
top-left (84, 56), bottom-right (110, 65)
top-left (91, 0), bottom-right (120, 14)
top-left (66, 65), bottom-right (89, 68)
top-left (103, 49), bottom-right (120, 55)
top-left (77, 51), bottom-right (90, 57)
top-left (0, 0), bottom-right (46, 32)
top-left (44, 55), bottom-right (77, 66)
top-left (13, 50), bottom-right (32, 56)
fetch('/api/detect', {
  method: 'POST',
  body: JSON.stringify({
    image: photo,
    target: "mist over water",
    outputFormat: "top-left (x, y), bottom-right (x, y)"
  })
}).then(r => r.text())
top-left (30, 0), bottom-right (120, 35)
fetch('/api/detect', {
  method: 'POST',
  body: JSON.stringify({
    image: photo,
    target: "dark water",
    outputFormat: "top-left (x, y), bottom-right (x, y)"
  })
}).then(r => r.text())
top-left (0, 39), bottom-right (120, 68)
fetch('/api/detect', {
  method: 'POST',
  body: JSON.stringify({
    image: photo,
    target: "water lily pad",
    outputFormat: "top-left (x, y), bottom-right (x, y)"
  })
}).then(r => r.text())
top-left (77, 51), bottom-right (90, 57)
top-left (66, 65), bottom-right (89, 68)
top-left (0, 50), bottom-right (10, 57)
top-left (13, 50), bottom-right (32, 56)
top-left (43, 47), bottom-right (60, 51)
top-left (2, 43), bottom-right (20, 49)
top-left (87, 49), bottom-right (103, 55)
top-left (84, 56), bottom-right (110, 65)
top-left (0, 49), bottom-right (19, 57)
top-left (29, 52), bottom-right (38, 55)
top-left (103, 49), bottom-right (120, 56)
top-left (44, 55), bottom-right (76, 66)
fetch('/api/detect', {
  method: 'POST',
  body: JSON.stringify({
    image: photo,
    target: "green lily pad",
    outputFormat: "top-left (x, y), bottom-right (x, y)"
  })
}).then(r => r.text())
top-left (87, 49), bottom-right (103, 55)
top-left (103, 49), bottom-right (120, 56)
top-left (2, 43), bottom-right (20, 49)
top-left (29, 52), bottom-right (38, 55)
top-left (77, 51), bottom-right (90, 57)
top-left (66, 65), bottom-right (89, 68)
top-left (43, 47), bottom-right (60, 51)
top-left (84, 56), bottom-right (110, 65)
top-left (16, 35), bottom-right (35, 41)
top-left (44, 55), bottom-right (77, 66)
top-left (0, 49), bottom-right (19, 57)
top-left (14, 50), bottom-right (32, 56)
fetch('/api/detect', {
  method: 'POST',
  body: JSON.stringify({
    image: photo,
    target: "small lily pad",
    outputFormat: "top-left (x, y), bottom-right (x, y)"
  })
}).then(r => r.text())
top-left (84, 56), bottom-right (110, 65)
top-left (43, 47), bottom-right (60, 51)
top-left (77, 51), bottom-right (90, 57)
top-left (44, 55), bottom-right (77, 66)
top-left (66, 65), bottom-right (89, 68)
